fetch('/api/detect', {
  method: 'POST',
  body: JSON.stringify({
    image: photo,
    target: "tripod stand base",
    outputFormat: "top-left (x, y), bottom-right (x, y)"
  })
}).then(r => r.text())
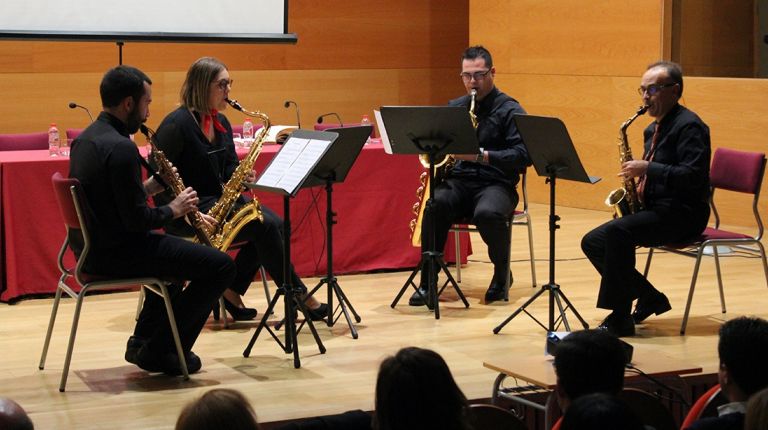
top-left (309, 277), bottom-right (361, 339)
top-left (493, 283), bottom-right (589, 334)
top-left (391, 251), bottom-right (469, 319)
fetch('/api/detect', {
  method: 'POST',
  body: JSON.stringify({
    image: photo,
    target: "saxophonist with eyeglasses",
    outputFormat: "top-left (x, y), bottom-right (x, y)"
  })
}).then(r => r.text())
top-left (582, 61), bottom-right (711, 337)
top-left (409, 45), bottom-right (531, 306)
top-left (152, 57), bottom-right (329, 322)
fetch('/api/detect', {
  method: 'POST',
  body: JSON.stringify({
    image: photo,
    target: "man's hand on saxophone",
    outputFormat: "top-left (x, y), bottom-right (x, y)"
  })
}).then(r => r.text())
top-left (619, 159), bottom-right (649, 178)
top-left (169, 187), bottom-right (200, 219)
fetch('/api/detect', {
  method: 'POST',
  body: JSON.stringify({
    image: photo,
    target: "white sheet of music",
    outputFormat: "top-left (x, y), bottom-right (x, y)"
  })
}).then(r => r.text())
top-left (255, 136), bottom-right (331, 194)
top-left (374, 109), bottom-right (394, 154)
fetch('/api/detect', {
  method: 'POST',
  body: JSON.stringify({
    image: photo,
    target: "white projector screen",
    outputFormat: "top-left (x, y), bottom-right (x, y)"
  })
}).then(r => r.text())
top-left (0, 0), bottom-right (295, 43)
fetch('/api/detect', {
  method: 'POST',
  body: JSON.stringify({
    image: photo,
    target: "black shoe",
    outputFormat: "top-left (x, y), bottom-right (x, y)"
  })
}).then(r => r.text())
top-left (306, 303), bottom-right (330, 321)
top-left (632, 292), bottom-right (672, 324)
top-left (484, 284), bottom-right (506, 303)
top-left (408, 285), bottom-right (432, 307)
top-left (223, 298), bottom-right (258, 321)
top-left (598, 312), bottom-right (636, 337)
top-left (135, 345), bottom-right (202, 375)
top-left (124, 336), bottom-right (147, 364)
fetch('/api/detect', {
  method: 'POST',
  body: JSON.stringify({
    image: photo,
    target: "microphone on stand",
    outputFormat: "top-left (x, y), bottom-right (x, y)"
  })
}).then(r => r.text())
top-left (316, 112), bottom-right (344, 128)
top-left (283, 100), bottom-right (301, 129)
top-left (68, 102), bottom-right (94, 122)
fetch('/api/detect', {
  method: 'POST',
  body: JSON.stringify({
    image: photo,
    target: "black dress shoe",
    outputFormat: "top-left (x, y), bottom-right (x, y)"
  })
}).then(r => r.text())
top-left (484, 284), bottom-right (506, 303)
top-left (223, 298), bottom-right (258, 321)
top-left (408, 285), bottom-right (431, 307)
top-left (306, 303), bottom-right (330, 321)
top-left (135, 345), bottom-right (202, 375)
top-left (632, 292), bottom-right (672, 324)
top-left (598, 312), bottom-right (636, 337)
top-left (124, 336), bottom-right (147, 364)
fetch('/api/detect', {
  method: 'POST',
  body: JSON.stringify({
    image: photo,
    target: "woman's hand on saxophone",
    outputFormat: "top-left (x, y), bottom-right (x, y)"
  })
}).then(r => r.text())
top-left (198, 213), bottom-right (218, 230)
top-left (169, 187), bottom-right (199, 219)
top-left (620, 160), bottom-right (649, 178)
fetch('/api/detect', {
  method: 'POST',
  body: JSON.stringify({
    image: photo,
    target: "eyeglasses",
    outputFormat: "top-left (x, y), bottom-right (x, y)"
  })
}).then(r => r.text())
top-left (460, 70), bottom-right (491, 82)
top-left (215, 78), bottom-right (234, 90)
top-left (637, 82), bottom-right (676, 96)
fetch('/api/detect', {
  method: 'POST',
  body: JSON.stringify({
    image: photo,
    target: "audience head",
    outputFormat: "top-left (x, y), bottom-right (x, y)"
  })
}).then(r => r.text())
top-left (0, 397), bottom-right (34, 430)
top-left (553, 329), bottom-right (627, 410)
top-left (717, 316), bottom-right (768, 402)
top-left (180, 56), bottom-right (230, 113)
top-left (745, 387), bottom-right (768, 430)
top-left (560, 392), bottom-right (643, 430)
top-left (175, 389), bottom-right (260, 430)
top-left (99, 65), bottom-right (152, 134)
top-left (374, 346), bottom-right (470, 430)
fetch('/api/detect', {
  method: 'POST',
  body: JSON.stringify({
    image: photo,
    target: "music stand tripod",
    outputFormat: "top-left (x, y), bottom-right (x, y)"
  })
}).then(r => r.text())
top-left (493, 115), bottom-right (600, 334)
top-left (380, 106), bottom-right (478, 319)
top-left (243, 130), bottom-right (338, 368)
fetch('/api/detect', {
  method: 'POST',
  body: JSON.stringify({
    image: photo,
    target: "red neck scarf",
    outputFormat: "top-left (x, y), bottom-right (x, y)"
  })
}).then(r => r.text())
top-left (202, 109), bottom-right (227, 134)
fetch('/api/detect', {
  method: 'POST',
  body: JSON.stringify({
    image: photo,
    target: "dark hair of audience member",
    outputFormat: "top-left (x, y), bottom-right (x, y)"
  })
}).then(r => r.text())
top-left (553, 329), bottom-right (627, 402)
top-left (560, 392), bottom-right (643, 430)
top-left (0, 397), bottom-right (34, 430)
top-left (745, 386), bottom-right (768, 430)
top-left (718, 316), bottom-right (768, 397)
top-left (374, 347), bottom-right (471, 430)
top-left (175, 389), bottom-right (260, 430)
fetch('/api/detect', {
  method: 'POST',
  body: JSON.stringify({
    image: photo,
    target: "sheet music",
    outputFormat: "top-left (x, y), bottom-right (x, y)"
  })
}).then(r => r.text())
top-left (374, 109), bottom-right (394, 154)
top-left (255, 136), bottom-right (332, 194)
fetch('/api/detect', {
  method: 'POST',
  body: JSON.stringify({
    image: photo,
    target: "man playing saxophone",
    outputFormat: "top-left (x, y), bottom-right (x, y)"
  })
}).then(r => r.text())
top-left (153, 57), bottom-right (328, 322)
top-left (409, 45), bottom-right (531, 306)
top-left (582, 61), bottom-right (711, 337)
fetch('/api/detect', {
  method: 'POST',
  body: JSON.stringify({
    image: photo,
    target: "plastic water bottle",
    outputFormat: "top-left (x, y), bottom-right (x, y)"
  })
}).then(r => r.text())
top-left (242, 117), bottom-right (254, 147)
top-left (360, 114), bottom-right (372, 144)
top-left (48, 123), bottom-right (60, 157)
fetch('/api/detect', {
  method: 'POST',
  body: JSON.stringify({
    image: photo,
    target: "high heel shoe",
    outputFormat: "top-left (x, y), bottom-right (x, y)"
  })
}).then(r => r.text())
top-left (306, 303), bottom-right (329, 321)
top-left (223, 298), bottom-right (258, 321)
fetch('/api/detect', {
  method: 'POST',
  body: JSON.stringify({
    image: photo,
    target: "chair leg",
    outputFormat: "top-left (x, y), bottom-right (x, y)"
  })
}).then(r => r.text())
top-left (219, 296), bottom-right (229, 329)
top-left (505, 219), bottom-right (513, 301)
top-left (524, 214), bottom-right (536, 288)
top-left (643, 248), bottom-right (655, 277)
top-left (260, 266), bottom-right (271, 304)
top-left (158, 283), bottom-right (189, 380)
top-left (454, 229), bottom-right (462, 283)
top-left (59, 292), bottom-right (87, 392)
top-left (711, 246), bottom-right (726, 313)
top-left (135, 285), bottom-right (145, 321)
top-left (680, 250), bottom-right (705, 336)
top-left (757, 241), bottom-right (768, 289)
top-left (39, 281), bottom-right (65, 370)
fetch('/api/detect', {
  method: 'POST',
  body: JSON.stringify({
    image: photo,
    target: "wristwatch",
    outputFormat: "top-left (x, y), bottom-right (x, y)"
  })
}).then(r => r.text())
top-left (476, 148), bottom-right (484, 163)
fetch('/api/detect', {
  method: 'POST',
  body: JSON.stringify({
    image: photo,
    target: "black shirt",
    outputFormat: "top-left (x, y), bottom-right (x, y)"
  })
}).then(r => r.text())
top-left (69, 112), bottom-right (173, 251)
top-left (447, 86), bottom-right (531, 188)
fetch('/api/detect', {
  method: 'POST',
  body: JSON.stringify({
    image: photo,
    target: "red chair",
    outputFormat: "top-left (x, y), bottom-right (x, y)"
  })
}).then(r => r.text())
top-left (40, 172), bottom-right (190, 391)
top-left (65, 129), bottom-right (83, 140)
top-left (450, 171), bottom-right (537, 300)
top-left (681, 384), bottom-right (725, 429)
top-left (643, 148), bottom-right (768, 334)
top-left (314, 122), bottom-right (376, 138)
top-left (0, 132), bottom-right (48, 151)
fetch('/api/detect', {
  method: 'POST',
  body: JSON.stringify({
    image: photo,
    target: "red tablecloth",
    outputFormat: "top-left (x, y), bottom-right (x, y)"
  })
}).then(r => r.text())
top-left (0, 144), bottom-right (470, 302)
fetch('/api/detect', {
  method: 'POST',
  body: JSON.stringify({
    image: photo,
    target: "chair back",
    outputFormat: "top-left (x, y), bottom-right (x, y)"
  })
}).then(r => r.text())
top-left (680, 384), bottom-right (725, 430)
top-left (0, 132), bottom-right (49, 151)
top-left (469, 404), bottom-right (526, 430)
top-left (710, 148), bottom-right (766, 194)
top-left (51, 172), bottom-right (93, 277)
top-left (619, 388), bottom-right (677, 430)
top-left (66, 129), bottom-right (83, 140)
top-left (51, 172), bottom-right (83, 230)
top-left (314, 122), bottom-right (375, 138)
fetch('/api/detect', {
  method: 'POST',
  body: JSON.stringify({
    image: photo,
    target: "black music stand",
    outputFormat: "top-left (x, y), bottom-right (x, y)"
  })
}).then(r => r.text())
top-left (494, 115), bottom-right (599, 334)
top-left (380, 106), bottom-right (477, 319)
top-left (303, 125), bottom-right (370, 339)
top-left (242, 129), bottom-right (338, 368)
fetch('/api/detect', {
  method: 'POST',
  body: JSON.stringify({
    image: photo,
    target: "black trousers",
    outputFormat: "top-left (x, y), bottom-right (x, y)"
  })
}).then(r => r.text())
top-left (229, 205), bottom-right (306, 295)
top-left (581, 204), bottom-right (707, 314)
top-left (84, 233), bottom-right (236, 354)
top-left (420, 177), bottom-right (518, 286)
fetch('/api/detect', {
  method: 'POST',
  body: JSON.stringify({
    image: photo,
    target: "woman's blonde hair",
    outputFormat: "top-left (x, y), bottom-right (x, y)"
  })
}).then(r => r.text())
top-left (180, 57), bottom-right (227, 113)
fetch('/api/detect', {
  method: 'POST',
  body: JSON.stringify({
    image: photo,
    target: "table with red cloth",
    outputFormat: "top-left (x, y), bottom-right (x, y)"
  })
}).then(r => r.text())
top-left (0, 144), bottom-right (471, 302)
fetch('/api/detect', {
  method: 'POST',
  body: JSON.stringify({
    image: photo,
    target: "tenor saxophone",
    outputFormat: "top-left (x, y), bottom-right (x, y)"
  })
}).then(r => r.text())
top-left (139, 125), bottom-right (213, 246)
top-left (605, 105), bottom-right (649, 218)
top-left (409, 89), bottom-right (479, 246)
top-left (202, 98), bottom-right (267, 251)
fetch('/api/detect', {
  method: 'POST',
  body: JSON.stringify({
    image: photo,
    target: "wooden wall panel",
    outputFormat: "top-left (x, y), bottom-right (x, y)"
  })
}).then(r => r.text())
top-left (471, 0), bottom-right (663, 77)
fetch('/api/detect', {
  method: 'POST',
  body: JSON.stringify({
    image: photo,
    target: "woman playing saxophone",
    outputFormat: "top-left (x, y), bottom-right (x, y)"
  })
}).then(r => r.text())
top-left (152, 57), bottom-right (329, 322)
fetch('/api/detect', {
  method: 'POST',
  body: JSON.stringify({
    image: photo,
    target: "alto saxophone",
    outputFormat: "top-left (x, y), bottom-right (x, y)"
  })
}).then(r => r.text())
top-left (409, 89), bottom-right (479, 246)
top-left (139, 125), bottom-right (213, 246)
top-left (201, 98), bottom-right (267, 251)
top-left (605, 105), bottom-right (649, 218)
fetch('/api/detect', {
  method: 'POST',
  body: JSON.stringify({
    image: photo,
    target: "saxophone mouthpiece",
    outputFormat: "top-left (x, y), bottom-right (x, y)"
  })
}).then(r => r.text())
top-left (139, 124), bottom-right (150, 137)
top-left (638, 105), bottom-right (649, 115)
top-left (470, 89), bottom-right (477, 97)
top-left (225, 98), bottom-right (244, 112)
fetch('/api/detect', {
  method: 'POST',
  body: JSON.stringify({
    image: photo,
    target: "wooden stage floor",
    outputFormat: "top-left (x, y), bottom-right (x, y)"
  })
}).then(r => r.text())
top-left (1, 203), bottom-right (766, 429)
